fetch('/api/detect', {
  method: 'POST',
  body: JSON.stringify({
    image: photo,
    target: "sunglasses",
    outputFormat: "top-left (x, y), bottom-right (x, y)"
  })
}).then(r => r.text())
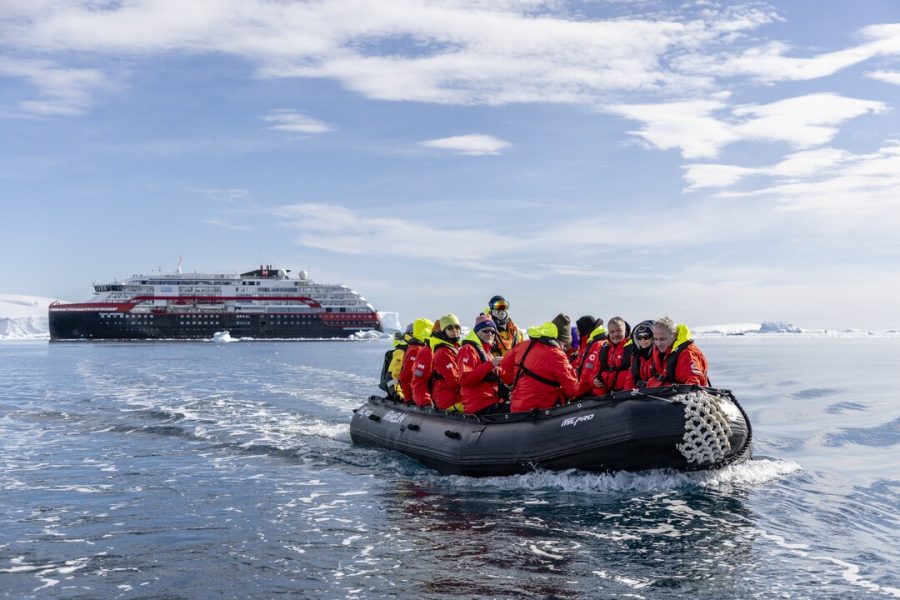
top-left (491, 302), bottom-right (509, 311)
top-left (480, 329), bottom-right (497, 336)
top-left (636, 333), bottom-right (652, 340)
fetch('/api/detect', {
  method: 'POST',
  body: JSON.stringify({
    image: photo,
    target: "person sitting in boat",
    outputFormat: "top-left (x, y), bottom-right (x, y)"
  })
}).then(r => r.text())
top-left (459, 315), bottom-right (505, 415)
top-left (591, 316), bottom-right (634, 393)
top-left (574, 319), bottom-right (608, 397)
top-left (571, 315), bottom-right (603, 370)
top-left (647, 316), bottom-right (709, 387)
top-left (485, 295), bottom-right (524, 358)
top-left (428, 314), bottom-right (464, 412)
top-left (379, 329), bottom-right (409, 400)
top-left (499, 313), bottom-right (579, 412)
top-left (407, 317), bottom-right (437, 406)
top-left (629, 320), bottom-right (656, 388)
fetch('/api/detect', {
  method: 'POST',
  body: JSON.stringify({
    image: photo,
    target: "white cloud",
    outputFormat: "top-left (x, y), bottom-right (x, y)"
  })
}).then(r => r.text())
top-left (607, 93), bottom-right (886, 159)
top-left (0, 56), bottom-right (109, 116)
top-left (673, 22), bottom-right (900, 83)
top-left (204, 218), bottom-right (254, 231)
top-left (261, 109), bottom-right (331, 134)
top-left (708, 141), bottom-right (900, 217)
top-left (0, 0), bottom-right (779, 112)
top-left (684, 148), bottom-right (852, 190)
top-left (420, 134), bottom-right (511, 155)
top-left (867, 70), bottom-right (900, 85)
top-left (274, 203), bottom-right (523, 265)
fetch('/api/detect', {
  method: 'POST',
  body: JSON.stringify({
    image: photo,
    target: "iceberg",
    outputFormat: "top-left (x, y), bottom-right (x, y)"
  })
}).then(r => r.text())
top-left (0, 294), bottom-right (65, 340)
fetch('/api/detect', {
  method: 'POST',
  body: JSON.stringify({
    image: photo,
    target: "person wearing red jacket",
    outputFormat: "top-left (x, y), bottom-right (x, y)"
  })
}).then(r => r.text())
top-left (459, 315), bottom-right (504, 415)
top-left (410, 317), bottom-right (440, 407)
top-left (428, 314), bottom-right (463, 411)
top-left (593, 316), bottom-right (634, 393)
top-left (647, 316), bottom-right (709, 388)
top-left (629, 320), bottom-right (656, 387)
top-left (401, 318), bottom-right (433, 405)
top-left (499, 314), bottom-right (579, 412)
top-left (575, 321), bottom-right (608, 397)
top-left (571, 315), bottom-right (602, 371)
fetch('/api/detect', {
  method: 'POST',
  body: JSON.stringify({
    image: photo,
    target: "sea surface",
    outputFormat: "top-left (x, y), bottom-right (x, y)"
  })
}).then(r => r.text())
top-left (1, 337), bottom-right (898, 599)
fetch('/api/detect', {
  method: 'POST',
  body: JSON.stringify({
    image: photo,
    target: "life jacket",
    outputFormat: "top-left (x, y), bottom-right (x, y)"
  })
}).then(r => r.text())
top-left (649, 324), bottom-right (707, 386)
top-left (486, 311), bottom-right (522, 357)
top-left (379, 338), bottom-right (407, 394)
top-left (510, 323), bottom-right (562, 392)
top-left (378, 348), bottom-right (395, 392)
top-left (576, 324), bottom-right (607, 379)
top-left (598, 340), bottom-right (634, 392)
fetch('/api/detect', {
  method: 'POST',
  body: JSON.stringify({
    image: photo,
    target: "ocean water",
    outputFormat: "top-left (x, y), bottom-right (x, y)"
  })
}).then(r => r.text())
top-left (0, 337), bottom-right (898, 599)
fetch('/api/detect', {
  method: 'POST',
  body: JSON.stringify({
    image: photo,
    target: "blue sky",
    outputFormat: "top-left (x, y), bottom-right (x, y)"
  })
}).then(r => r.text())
top-left (2, 0), bottom-right (899, 329)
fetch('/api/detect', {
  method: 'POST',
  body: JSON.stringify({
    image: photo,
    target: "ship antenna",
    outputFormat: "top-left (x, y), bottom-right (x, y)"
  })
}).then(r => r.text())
top-left (177, 255), bottom-right (183, 274)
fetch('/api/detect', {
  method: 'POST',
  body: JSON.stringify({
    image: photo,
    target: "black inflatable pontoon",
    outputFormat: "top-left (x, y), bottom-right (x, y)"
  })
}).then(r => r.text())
top-left (350, 386), bottom-right (752, 476)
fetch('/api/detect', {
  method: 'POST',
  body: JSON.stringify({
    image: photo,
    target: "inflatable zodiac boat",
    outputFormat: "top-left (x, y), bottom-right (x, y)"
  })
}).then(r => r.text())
top-left (350, 385), bottom-right (752, 476)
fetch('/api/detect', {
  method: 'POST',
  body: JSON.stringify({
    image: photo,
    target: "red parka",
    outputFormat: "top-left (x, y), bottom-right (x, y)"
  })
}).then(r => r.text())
top-left (647, 324), bottom-right (709, 388)
top-left (430, 339), bottom-right (461, 410)
top-left (410, 343), bottom-right (434, 407)
top-left (575, 333), bottom-right (608, 397)
top-left (499, 324), bottom-right (579, 412)
top-left (458, 332), bottom-right (500, 414)
top-left (399, 341), bottom-right (424, 404)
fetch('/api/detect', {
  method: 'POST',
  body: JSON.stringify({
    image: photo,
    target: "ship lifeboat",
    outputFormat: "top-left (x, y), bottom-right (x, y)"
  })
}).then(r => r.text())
top-left (349, 385), bottom-right (752, 477)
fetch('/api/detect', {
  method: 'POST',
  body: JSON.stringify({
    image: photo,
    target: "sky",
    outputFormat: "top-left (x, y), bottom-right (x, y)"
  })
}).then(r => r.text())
top-left (1, 0), bottom-right (899, 330)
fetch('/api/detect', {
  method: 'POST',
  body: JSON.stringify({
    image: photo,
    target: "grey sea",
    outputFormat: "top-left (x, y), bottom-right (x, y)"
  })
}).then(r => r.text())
top-left (1, 337), bottom-right (898, 599)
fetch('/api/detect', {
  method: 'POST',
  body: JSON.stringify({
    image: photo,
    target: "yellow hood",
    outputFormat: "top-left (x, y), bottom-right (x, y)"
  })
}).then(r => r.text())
top-left (673, 323), bottom-right (693, 350)
top-left (412, 318), bottom-right (434, 342)
top-left (526, 322), bottom-right (558, 340)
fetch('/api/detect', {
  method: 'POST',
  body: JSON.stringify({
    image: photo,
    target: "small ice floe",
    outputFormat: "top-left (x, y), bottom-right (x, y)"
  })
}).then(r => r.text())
top-left (211, 331), bottom-right (234, 343)
top-left (348, 330), bottom-right (385, 340)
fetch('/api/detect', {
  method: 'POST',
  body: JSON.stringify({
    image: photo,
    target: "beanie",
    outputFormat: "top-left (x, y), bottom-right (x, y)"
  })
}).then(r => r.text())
top-left (551, 313), bottom-right (572, 345)
top-left (575, 315), bottom-right (600, 338)
top-left (473, 314), bottom-right (497, 333)
top-left (439, 313), bottom-right (460, 330)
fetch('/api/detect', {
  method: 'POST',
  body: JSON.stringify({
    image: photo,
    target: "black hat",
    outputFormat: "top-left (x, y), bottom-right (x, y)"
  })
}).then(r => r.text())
top-left (575, 315), bottom-right (601, 338)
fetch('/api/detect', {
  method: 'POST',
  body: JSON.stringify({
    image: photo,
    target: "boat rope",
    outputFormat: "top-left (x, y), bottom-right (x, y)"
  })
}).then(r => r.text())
top-left (671, 389), bottom-right (733, 465)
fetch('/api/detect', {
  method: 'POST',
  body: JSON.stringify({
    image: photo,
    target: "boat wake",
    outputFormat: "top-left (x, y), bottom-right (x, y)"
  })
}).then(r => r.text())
top-left (442, 458), bottom-right (801, 494)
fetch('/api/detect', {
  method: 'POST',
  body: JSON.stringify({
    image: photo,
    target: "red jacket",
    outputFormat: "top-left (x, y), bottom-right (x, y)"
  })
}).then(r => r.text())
top-left (575, 336), bottom-right (607, 397)
top-left (630, 349), bottom-right (655, 387)
top-left (399, 341), bottom-right (425, 404)
top-left (430, 341), bottom-right (461, 410)
top-left (458, 336), bottom-right (500, 414)
top-left (499, 337), bottom-right (579, 412)
top-left (410, 343), bottom-right (434, 407)
top-left (597, 340), bottom-right (635, 392)
top-left (647, 340), bottom-right (709, 387)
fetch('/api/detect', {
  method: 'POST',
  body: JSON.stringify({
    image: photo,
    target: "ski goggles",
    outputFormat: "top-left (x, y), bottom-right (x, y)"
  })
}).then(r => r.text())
top-left (491, 301), bottom-right (509, 311)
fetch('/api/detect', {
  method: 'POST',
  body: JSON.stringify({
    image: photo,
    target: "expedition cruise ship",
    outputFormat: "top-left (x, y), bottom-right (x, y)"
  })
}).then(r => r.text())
top-left (49, 265), bottom-right (382, 340)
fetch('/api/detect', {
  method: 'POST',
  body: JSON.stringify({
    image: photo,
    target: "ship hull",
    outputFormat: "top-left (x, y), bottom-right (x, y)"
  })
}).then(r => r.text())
top-left (49, 311), bottom-right (382, 340)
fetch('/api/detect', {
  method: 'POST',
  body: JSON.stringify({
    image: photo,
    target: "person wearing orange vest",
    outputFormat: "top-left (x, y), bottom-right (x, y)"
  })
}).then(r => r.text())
top-left (593, 316), bottom-right (634, 393)
top-left (499, 314), bottom-right (579, 412)
top-left (400, 318), bottom-right (433, 404)
top-left (429, 314), bottom-right (464, 411)
top-left (646, 316), bottom-right (709, 388)
top-left (459, 315), bottom-right (505, 415)
top-left (629, 320), bottom-right (656, 388)
top-left (410, 317), bottom-right (440, 407)
top-left (485, 295), bottom-right (524, 358)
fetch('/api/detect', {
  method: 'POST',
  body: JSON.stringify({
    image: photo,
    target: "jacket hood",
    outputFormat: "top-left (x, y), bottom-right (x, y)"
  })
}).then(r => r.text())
top-left (462, 329), bottom-right (483, 346)
top-left (673, 323), bottom-right (693, 350)
top-left (588, 324), bottom-right (607, 342)
top-left (412, 318), bottom-right (434, 342)
top-left (526, 322), bottom-right (558, 340)
top-left (429, 335), bottom-right (459, 351)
